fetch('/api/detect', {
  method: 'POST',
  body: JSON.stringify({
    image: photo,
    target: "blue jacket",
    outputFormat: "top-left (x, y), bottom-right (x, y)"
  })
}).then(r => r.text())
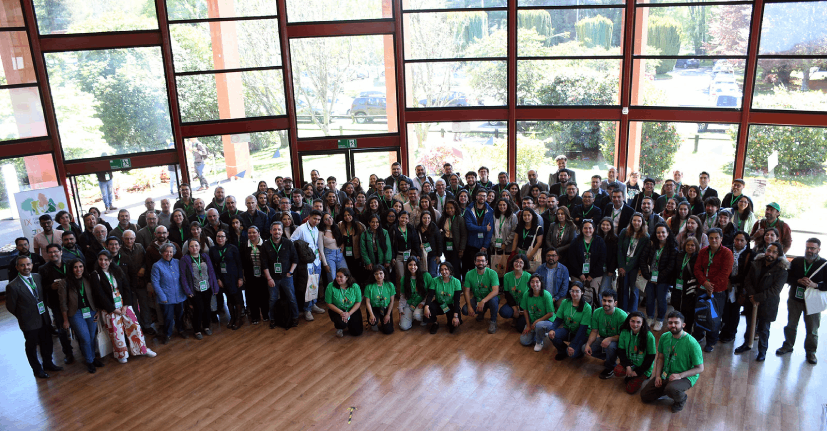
top-left (534, 262), bottom-right (570, 302)
top-left (239, 210), bottom-right (270, 239)
top-left (463, 203), bottom-right (494, 249)
top-left (209, 244), bottom-right (244, 294)
top-left (179, 253), bottom-right (220, 296)
top-left (151, 258), bottom-right (186, 304)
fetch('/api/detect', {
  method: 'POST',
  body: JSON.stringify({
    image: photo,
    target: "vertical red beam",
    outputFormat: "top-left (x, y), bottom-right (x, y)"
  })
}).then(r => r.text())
top-left (20, 0), bottom-right (70, 208)
top-left (156, 0), bottom-right (189, 184)
top-left (734, 0), bottom-right (764, 180)
top-left (507, 0), bottom-right (517, 181)
top-left (616, 0), bottom-right (637, 181)
top-left (393, 0), bottom-right (408, 175)
top-left (278, 0), bottom-right (300, 181)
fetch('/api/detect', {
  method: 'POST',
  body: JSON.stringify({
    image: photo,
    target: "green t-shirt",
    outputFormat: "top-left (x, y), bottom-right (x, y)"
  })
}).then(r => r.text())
top-left (324, 283), bottom-right (362, 312)
top-left (588, 307), bottom-right (628, 338)
top-left (430, 276), bottom-right (462, 306)
top-left (403, 273), bottom-right (432, 309)
top-left (503, 271), bottom-right (530, 305)
top-left (463, 267), bottom-right (499, 301)
top-left (554, 299), bottom-right (592, 333)
top-left (364, 282), bottom-right (396, 309)
top-left (520, 290), bottom-right (555, 323)
top-left (657, 332), bottom-right (704, 386)
top-left (618, 329), bottom-right (657, 377)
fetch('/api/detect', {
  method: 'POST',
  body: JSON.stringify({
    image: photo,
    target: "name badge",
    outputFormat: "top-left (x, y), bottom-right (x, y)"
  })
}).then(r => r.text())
top-left (494, 238), bottom-right (503, 248)
top-left (37, 301), bottom-right (46, 314)
top-left (582, 262), bottom-right (590, 273)
top-left (345, 246), bottom-right (353, 257)
top-left (795, 286), bottom-right (806, 299)
top-left (442, 305), bottom-right (450, 313)
top-left (446, 241), bottom-right (454, 251)
top-left (81, 307), bottom-right (92, 319)
top-left (273, 263), bottom-right (283, 274)
top-left (675, 279), bottom-right (684, 291)
top-left (114, 300), bottom-right (123, 309)
top-left (199, 280), bottom-right (208, 292)
top-left (661, 371), bottom-right (668, 380)
top-left (651, 270), bottom-right (659, 283)
top-left (254, 266), bottom-right (261, 277)
top-left (478, 233), bottom-right (484, 239)
top-left (403, 251), bottom-right (410, 260)
top-left (424, 243), bottom-right (432, 253)
top-left (220, 262), bottom-right (227, 274)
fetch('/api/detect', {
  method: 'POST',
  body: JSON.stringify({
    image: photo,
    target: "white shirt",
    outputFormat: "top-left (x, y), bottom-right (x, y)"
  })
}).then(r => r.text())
top-left (291, 223), bottom-right (321, 266)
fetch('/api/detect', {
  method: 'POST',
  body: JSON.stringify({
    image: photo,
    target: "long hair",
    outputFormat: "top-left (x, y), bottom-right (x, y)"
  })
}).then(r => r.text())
top-left (670, 201), bottom-right (691, 235)
top-left (366, 214), bottom-right (388, 253)
top-left (402, 256), bottom-right (427, 301)
top-left (625, 213), bottom-right (646, 239)
top-left (735, 195), bottom-right (754, 221)
top-left (686, 215), bottom-right (704, 243)
top-left (555, 206), bottom-right (576, 230)
top-left (517, 208), bottom-right (539, 233)
top-left (418, 211), bottom-right (437, 237)
top-left (597, 216), bottom-right (618, 243)
top-left (321, 212), bottom-right (343, 246)
top-left (334, 267), bottom-right (357, 289)
top-left (651, 222), bottom-right (678, 251)
top-left (528, 274), bottom-right (544, 297)
top-left (493, 197), bottom-right (513, 219)
top-left (620, 311), bottom-right (652, 353)
top-left (438, 200), bottom-right (461, 228)
top-left (567, 281), bottom-right (586, 312)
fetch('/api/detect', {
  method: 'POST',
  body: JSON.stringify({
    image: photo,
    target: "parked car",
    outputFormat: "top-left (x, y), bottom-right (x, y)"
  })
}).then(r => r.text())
top-left (708, 73), bottom-right (736, 94)
top-left (417, 91), bottom-right (468, 107)
top-left (350, 97), bottom-right (386, 123)
top-left (674, 58), bottom-right (700, 69)
top-left (809, 67), bottom-right (827, 80)
top-left (709, 82), bottom-right (740, 98)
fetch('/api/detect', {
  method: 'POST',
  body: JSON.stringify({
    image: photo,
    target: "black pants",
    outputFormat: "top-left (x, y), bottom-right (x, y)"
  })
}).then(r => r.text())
top-left (370, 306), bottom-right (394, 334)
top-left (427, 301), bottom-right (462, 331)
top-left (49, 305), bottom-right (73, 358)
top-left (191, 289), bottom-right (213, 332)
top-left (675, 291), bottom-right (697, 335)
top-left (720, 298), bottom-right (745, 342)
top-left (328, 308), bottom-right (363, 336)
top-left (246, 278), bottom-right (270, 322)
top-left (23, 326), bottom-right (54, 373)
top-left (294, 265), bottom-right (308, 312)
top-left (226, 290), bottom-right (243, 307)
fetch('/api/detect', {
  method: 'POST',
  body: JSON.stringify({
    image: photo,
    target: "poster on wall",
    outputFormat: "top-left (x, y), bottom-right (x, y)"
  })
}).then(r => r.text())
top-left (13, 187), bottom-right (69, 252)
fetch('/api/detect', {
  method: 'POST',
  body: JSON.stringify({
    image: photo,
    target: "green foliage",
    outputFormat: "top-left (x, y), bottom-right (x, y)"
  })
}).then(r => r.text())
top-left (647, 16), bottom-right (682, 74)
top-left (518, 10), bottom-right (553, 45)
top-left (516, 136), bottom-right (551, 181)
top-left (740, 125), bottom-right (827, 177)
top-left (601, 122), bottom-right (682, 179)
top-left (575, 16), bottom-right (613, 50)
top-left (448, 11), bottom-right (489, 50)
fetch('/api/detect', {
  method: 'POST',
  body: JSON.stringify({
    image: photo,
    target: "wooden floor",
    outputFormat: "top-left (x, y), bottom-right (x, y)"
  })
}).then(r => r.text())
top-left (0, 286), bottom-right (825, 431)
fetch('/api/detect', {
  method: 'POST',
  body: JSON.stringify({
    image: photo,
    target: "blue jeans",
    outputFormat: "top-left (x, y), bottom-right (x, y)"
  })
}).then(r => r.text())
top-left (428, 256), bottom-right (440, 277)
top-left (619, 269), bottom-right (640, 312)
top-left (600, 273), bottom-right (615, 294)
top-left (462, 296), bottom-right (499, 322)
top-left (194, 162), bottom-right (208, 188)
top-left (269, 276), bottom-right (299, 320)
top-left (324, 248), bottom-right (348, 282)
top-left (160, 302), bottom-right (184, 337)
top-left (550, 326), bottom-right (586, 358)
top-left (68, 309), bottom-right (97, 364)
top-left (645, 282), bottom-right (670, 321)
top-left (305, 263), bottom-right (321, 311)
top-left (585, 337), bottom-right (619, 370)
top-left (99, 179), bottom-right (114, 208)
top-left (693, 291), bottom-right (726, 346)
top-left (521, 320), bottom-right (554, 346)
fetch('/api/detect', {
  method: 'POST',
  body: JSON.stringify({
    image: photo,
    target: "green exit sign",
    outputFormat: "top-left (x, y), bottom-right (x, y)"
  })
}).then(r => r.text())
top-left (109, 158), bottom-right (132, 169)
top-left (338, 139), bottom-right (357, 149)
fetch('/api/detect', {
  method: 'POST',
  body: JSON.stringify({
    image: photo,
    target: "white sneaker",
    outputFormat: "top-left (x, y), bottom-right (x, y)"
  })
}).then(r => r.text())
top-left (311, 305), bottom-right (326, 314)
top-left (336, 329), bottom-right (344, 338)
top-left (647, 317), bottom-right (655, 327)
top-left (534, 342), bottom-right (544, 352)
top-left (304, 310), bottom-right (314, 321)
top-left (117, 357), bottom-right (128, 364)
top-left (653, 321), bottom-right (663, 331)
top-left (144, 349), bottom-right (157, 358)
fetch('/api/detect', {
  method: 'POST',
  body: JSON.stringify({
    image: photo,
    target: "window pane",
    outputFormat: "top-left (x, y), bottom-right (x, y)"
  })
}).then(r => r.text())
top-left (517, 120), bottom-right (618, 190)
top-left (0, 31), bottom-right (36, 85)
top-left (177, 69), bottom-right (286, 123)
top-left (287, 0), bottom-right (390, 22)
top-left (406, 122), bottom-right (507, 183)
top-left (752, 59), bottom-right (827, 111)
top-left (404, 11), bottom-right (507, 60)
top-left (34, 0), bottom-right (158, 35)
top-left (520, 0), bottom-right (623, 6)
top-left (636, 0), bottom-right (744, 4)
top-left (759, 2), bottom-right (827, 56)
top-left (625, 122), bottom-right (736, 195)
top-left (353, 150), bottom-right (399, 188)
top-left (45, 48), bottom-right (173, 161)
top-left (170, 20), bottom-right (281, 73)
top-left (634, 5), bottom-right (751, 57)
top-left (0, 154), bottom-right (58, 220)
top-left (405, 0), bottom-right (507, 9)
top-left (406, 61), bottom-right (506, 107)
top-left (631, 59), bottom-right (745, 107)
top-left (518, 9), bottom-right (624, 57)
top-left (166, 0), bottom-right (278, 20)
top-left (301, 153), bottom-right (347, 187)
top-left (0, 87), bottom-right (46, 141)
top-left (518, 59), bottom-right (620, 105)
top-left (187, 131), bottom-right (291, 186)
top-left (0, 2), bottom-right (24, 27)
top-left (746, 125), bottom-right (827, 233)
top-left (291, 35), bottom-right (397, 138)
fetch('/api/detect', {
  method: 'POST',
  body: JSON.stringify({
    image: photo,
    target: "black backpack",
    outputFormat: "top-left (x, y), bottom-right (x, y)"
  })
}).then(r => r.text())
top-left (694, 293), bottom-right (722, 333)
top-left (294, 239), bottom-right (316, 264)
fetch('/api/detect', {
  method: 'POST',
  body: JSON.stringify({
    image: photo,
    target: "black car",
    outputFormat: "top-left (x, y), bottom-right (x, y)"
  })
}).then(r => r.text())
top-left (674, 58), bottom-right (700, 69)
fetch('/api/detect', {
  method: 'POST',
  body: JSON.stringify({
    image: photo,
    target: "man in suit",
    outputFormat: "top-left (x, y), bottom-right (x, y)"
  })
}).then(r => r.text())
top-left (430, 179), bottom-right (455, 213)
top-left (549, 170), bottom-right (571, 198)
top-left (548, 155), bottom-right (577, 186)
top-left (603, 189), bottom-right (635, 234)
top-left (6, 255), bottom-right (63, 379)
top-left (7, 237), bottom-right (45, 282)
top-left (698, 171), bottom-right (718, 201)
top-left (520, 169), bottom-right (549, 199)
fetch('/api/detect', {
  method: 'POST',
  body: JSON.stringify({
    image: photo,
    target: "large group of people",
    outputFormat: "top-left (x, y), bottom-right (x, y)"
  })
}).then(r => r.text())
top-left (5, 158), bottom-right (825, 413)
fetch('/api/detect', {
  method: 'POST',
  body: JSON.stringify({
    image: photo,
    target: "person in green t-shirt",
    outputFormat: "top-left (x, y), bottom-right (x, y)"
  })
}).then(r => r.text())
top-left (519, 274), bottom-right (556, 350)
top-left (365, 266), bottom-right (396, 335)
top-left (585, 290), bottom-right (628, 379)
top-left (547, 282), bottom-right (593, 361)
top-left (399, 256), bottom-right (433, 331)
top-left (324, 268), bottom-right (363, 338)
top-left (617, 311), bottom-right (657, 394)
top-left (424, 262), bottom-right (463, 334)
top-left (499, 254), bottom-right (531, 331)
top-left (641, 310), bottom-right (704, 413)
top-left (461, 252), bottom-right (501, 334)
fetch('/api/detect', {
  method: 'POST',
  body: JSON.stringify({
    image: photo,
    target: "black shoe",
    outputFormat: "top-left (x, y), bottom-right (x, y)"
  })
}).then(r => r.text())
top-left (599, 369), bottom-right (615, 379)
top-left (807, 353), bottom-right (818, 364)
top-left (162, 336), bottom-right (170, 345)
top-left (43, 363), bottom-right (63, 372)
top-left (703, 344), bottom-right (714, 353)
top-left (289, 319), bottom-right (299, 328)
top-left (93, 358), bottom-right (105, 367)
top-left (252, 320), bottom-right (260, 325)
top-left (194, 332), bottom-right (203, 340)
top-left (210, 315), bottom-right (220, 323)
top-left (63, 355), bottom-right (75, 365)
top-left (776, 346), bottom-right (793, 356)
top-left (270, 322), bottom-right (277, 329)
top-left (179, 332), bottom-right (189, 339)
top-left (144, 327), bottom-right (157, 336)
top-left (429, 323), bottom-right (439, 334)
top-left (555, 353), bottom-right (568, 361)
top-left (33, 371), bottom-right (49, 379)
top-left (734, 344), bottom-right (751, 354)
top-left (756, 352), bottom-right (766, 362)
top-left (86, 363), bottom-right (97, 374)
top-left (475, 314), bottom-right (484, 322)
top-left (671, 402), bottom-right (686, 413)
top-left (262, 317), bottom-right (269, 322)
top-left (719, 336), bottom-right (735, 343)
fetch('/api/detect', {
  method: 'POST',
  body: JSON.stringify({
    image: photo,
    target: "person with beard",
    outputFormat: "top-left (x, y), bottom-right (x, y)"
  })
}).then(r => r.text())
top-left (206, 186), bottom-right (228, 214)
top-left (411, 164), bottom-right (435, 192)
top-left (60, 231), bottom-right (85, 266)
top-left (734, 243), bottom-right (787, 361)
top-left (385, 162), bottom-right (411, 195)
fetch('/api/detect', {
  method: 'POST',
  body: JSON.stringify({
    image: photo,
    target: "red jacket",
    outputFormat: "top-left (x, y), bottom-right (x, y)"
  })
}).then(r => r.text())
top-left (694, 246), bottom-right (734, 293)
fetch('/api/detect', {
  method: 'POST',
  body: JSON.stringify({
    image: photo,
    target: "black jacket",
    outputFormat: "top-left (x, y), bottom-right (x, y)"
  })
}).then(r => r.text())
top-left (209, 244), bottom-right (244, 294)
top-left (90, 266), bottom-right (133, 314)
top-left (639, 242), bottom-right (679, 283)
top-left (602, 203), bottom-right (635, 233)
top-left (744, 255), bottom-right (789, 321)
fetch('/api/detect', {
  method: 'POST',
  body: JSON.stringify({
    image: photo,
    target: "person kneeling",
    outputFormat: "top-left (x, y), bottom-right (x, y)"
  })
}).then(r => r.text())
top-left (584, 290), bottom-right (628, 378)
top-left (424, 262), bottom-right (463, 334)
top-left (617, 311), bottom-right (656, 394)
top-left (500, 254), bottom-right (531, 332)
top-left (641, 310), bottom-right (704, 413)
top-left (324, 268), bottom-right (363, 338)
top-left (547, 282), bottom-right (592, 361)
top-left (365, 266), bottom-right (395, 334)
top-left (519, 274), bottom-right (556, 351)
top-left (461, 252), bottom-right (500, 334)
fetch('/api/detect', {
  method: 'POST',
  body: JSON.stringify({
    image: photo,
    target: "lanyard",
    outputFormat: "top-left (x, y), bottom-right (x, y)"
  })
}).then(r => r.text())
top-left (475, 208), bottom-right (485, 225)
top-left (178, 228), bottom-right (184, 241)
top-left (64, 247), bottom-right (81, 259)
top-left (497, 217), bottom-right (505, 237)
top-left (664, 333), bottom-right (686, 374)
top-left (803, 259), bottom-right (815, 276)
top-left (309, 227), bottom-right (317, 246)
top-left (655, 247), bottom-right (664, 265)
top-left (104, 272), bottom-right (114, 286)
top-left (218, 248), bottom-right (226, 262)
top-left (55, 264), bottom-right (66, 275)
top-left (585, 204), bottom-right (594, 215)
top-left (270, 239), bottom-right (282, 259)
top-left (193, 255), bottom-right (202, 272)
top-left (521, 226), bottom-right (532, 241)
top-left (729, 194), bottom-right (740, 208)
top-left (583, 238), bottom-right (593, 255)
top-left (23, 277), bottom-right (37, 296)
top-left (680, 253), bottom-right (690, 273)
top-left (707, 249), bottom-right (717, 275)
top-left (117, 225), bottom-right (125, 234)
top-left (449, 215), bottom-right (454, 231)
top-left (567, 300), bottom-right (577, 322)
top-left (767, 218), bottom-right (778, 228)
top-left (474, 270), bottom-right (485, 291)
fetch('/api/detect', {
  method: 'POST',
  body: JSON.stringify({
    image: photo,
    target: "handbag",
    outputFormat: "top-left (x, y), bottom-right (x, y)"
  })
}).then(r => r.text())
top-left (491, 252), bottom-right (509, 277)
top-left (522, 226), bottom-right (543, 273)
top-left (804, 260), bottom-right (827, 315)
top-left (305, 270), bottom-right (320, 302)
top-left (96, 317), bottom-right (113, 358)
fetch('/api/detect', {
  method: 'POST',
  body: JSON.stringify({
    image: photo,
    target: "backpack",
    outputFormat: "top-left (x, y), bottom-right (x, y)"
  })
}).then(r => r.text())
top-left (294, 239), bottom-right (316, 264)
top-left (694, 293), bottom-right (721, 333)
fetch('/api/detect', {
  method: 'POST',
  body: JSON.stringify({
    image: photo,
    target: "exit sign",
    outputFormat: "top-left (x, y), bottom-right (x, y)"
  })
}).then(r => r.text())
top-left (338, 139), bottom-right (357, 149)
top-left (109, 158), bottom-right (132, 169)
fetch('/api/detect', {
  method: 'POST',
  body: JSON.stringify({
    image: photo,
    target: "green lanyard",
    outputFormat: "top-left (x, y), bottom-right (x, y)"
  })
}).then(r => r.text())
top-left (803, 259), bottom-right (815, 276)
top-left (583, 238), bottom-right (592, 256)
top-left (521, 226), bottom-right (532, 241)
top-left (64, 247), bottom-right (82, 259)
top-left (474, 271), bottom-right (485, 291)
top-left (79, 280), bottom-right (89, 307)
top-left (475, 208), bottom-right (485, 224)
top-left (654, 247), bottom-right (664, 265)
top-left (117, 225), bottom-right (125, 234)
top-left (497, 217), bottom-right (505, 236)
top-left (400, 227), bottom-right (408, 246)
top-left (768, 218), bottom-right (778, 228)
top-left (105, 272), bottom-right (115, 286)
top-left (729, 194), bottom-right (740, 208)
top-left (218, 248), bottom-right (226, 262)
top-left (55, 264), bottom-right (66, 275)
top-left (23, 276), bottom-right (37, 296)
top-left (706, 249), bottom-right (716, 276)
top-left (178, 228), bottom-right (184, 241)
top-left (270, 239), bottom-right (282, 262)
top-left (680, 253), bottom-right (690, 274)
top-left (193, 255), bottom-right (202, 272)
